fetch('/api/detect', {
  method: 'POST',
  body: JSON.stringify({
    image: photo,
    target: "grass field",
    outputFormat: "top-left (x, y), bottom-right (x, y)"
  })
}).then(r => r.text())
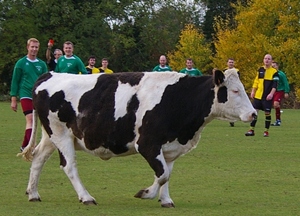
top-left (0, 101), bottom-right (299, 216)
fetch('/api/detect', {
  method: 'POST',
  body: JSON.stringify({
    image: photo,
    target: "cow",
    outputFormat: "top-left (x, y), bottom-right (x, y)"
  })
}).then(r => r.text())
top-left (18, 69), bottom-right (256, 208)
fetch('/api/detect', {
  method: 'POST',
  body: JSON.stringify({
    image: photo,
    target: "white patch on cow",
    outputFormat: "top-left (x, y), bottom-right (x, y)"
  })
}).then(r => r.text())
top-left (134, 72), bottom-right (185, 128)
top-left (114, 72), bottom-right (185, 121)
top-left (35, 72), bottom-right (100, 113)
top-left (91, 146), bottom-right (116, 160)
top-left (114, 81), bottom-right (138, 120)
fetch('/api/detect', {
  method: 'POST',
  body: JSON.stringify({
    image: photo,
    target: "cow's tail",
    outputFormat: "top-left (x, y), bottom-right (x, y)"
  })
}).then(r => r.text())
top-left (17, 109), bottom-right (38, 161)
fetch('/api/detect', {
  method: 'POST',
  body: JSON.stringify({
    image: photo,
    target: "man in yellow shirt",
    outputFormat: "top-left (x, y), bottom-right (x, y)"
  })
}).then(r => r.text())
top-left (86, 56), bottom-right (100, 74)
top-left (245, 54), bottom-right (279, 137)
top-left (99, 58), bottom-right (113, 74)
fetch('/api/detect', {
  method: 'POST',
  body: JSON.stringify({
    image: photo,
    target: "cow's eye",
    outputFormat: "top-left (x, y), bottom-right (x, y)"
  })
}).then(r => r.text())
top-left (232, 90), bottom-right (239, 94)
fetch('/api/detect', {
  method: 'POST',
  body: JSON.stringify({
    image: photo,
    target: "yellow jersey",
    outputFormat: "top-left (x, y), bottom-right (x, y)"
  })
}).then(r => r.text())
top-left (99, 67), bottom-right (113, 74)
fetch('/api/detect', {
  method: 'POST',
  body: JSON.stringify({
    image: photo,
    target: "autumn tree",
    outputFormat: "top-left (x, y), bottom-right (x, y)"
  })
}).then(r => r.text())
top-left (212, 0), bottom-right (300, 104)
top-left (202, 0), bottom-right (250, 42)
top-left (167, 24), bottom-right (212, 72)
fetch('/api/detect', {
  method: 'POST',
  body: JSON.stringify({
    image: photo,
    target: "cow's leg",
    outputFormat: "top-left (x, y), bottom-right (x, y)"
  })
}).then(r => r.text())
top-left (54, 136), bottom-right (97, 205)
top-left (158, 161), bottom-right (175, 207)
top-left (134, 148), bottom-right (170, 202)
top-left (26, 129), bottom-right (56, 202)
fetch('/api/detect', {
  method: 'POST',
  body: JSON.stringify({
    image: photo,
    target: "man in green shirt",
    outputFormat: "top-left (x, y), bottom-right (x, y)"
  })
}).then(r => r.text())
top-left (179, 58), bottom-right (203, 76)
top-left (10, 38), bottom-right (48, 151)
top-left (152, 55), bottom-right (172, 72)
top-left (55, 41), bottom-right (87, 74)
top-left (271, 61), bottom-right (290, 126)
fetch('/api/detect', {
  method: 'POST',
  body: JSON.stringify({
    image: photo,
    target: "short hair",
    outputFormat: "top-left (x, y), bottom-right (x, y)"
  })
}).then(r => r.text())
top-left (186, 58), bottom-right (193, 62)
top-left (27, 38), bottom-right (39, 46)
top-left (88, 55), bottom-right (96, 61)
top-left (64, 41), bottom-right (74, 47)
top-left (227, 58), bottom-right (234, 62)
top-left (54, 49), bottom-right (62, 55)
top-left (102, 58), bottom-right (109, 62)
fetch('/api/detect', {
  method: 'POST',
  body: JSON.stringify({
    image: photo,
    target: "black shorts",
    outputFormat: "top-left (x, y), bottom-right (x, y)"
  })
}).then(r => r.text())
top-left (252, 98), bottom-right (272, 112)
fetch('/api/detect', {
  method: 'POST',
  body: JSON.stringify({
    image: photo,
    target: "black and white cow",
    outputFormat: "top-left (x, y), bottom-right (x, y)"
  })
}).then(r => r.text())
top-left (19, 69), bottom-right (256, 208)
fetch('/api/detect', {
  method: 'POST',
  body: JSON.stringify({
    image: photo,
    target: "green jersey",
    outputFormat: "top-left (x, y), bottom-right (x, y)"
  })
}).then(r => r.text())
top-left (152, 65), bottom-right (172, 72)
top-left (277, 70), bottom-right (290, 93)
top-left (10, 56), bottom-right (48, 99)
top-left (179, 68), bottom-right (203, 76)
top-left (55, 55), bottom-right (88, 74)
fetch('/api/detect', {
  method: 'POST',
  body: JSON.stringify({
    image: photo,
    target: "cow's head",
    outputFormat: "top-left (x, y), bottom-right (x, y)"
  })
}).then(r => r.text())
top-left (211, 69), bottom-right (256, 122)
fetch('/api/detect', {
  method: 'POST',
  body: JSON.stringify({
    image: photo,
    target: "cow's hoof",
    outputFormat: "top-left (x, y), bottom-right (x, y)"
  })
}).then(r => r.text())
top-left (29, 197), bottom-right (41, 202)
top-left (161, 202), bottom-right (175, 208)
top-left (81, 200), bottom-right (97, 205)
top-left (134, 189), bottom-right (148, 198)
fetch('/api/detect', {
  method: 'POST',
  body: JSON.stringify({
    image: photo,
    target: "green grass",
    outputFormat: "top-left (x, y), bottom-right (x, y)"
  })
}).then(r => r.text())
top-left (1, 101), bottom-right (300, 216)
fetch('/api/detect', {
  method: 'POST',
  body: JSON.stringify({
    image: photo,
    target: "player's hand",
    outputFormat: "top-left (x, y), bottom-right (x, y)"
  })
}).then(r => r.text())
top-left (11, 101), bottom-right (17, 112)
top-left (266, 93), bottom-right (273, 101)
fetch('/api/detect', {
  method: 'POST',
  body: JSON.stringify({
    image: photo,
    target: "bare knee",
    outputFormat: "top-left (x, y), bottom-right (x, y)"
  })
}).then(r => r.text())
top-left (25, 113), bottom-right (33, 128)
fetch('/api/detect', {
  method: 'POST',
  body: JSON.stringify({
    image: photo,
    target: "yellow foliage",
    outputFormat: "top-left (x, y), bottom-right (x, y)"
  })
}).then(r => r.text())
top-left (212, 0), bottom-right (300, 100)
top-left (167, 24), bottom-right (212, 73)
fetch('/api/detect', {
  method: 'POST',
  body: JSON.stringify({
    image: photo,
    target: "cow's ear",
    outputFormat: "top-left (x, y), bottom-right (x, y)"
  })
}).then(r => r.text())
top-left (213, 70), bottom-right (225, 86)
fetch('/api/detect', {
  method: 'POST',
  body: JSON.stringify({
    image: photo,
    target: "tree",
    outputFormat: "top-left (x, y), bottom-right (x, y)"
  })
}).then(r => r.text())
top-left (212, 0), bottom-right (300, 104)
top-left (0, 0), bottom-right (125, 94)
top-left (0, 0), bottom-right (40, 95)
top-left (0, 0), bottom-right (207, 96)
top-left (33, 0), bottom-right (114, 62)
top-left (167, 24), bottom-right (212, 72)
top-left (125, 0), bottom-right (206, 71)
top-left (202, 0), bottom-right (250, 43)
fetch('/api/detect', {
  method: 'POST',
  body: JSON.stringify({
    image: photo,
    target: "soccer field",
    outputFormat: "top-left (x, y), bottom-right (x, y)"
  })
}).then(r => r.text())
top-left (0, 101), bottom-right (299, 216)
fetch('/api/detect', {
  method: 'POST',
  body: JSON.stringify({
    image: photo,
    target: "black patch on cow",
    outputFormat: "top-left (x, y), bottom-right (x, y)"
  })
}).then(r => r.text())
top-left (137, 75), bottom-right (215, 177)
top-left (33, 89), bottom-right (52, 136)
top-left (217, 86), bottom-right (228, 103)
top-left (213, 70), bottom-right (225, 85)
top-left (49, 90), bottom-right (82, 139)
top-left (58, 150), bottom-right (67, 167)
top-left (118, 72), bottom-right (144, 86)
top-left (49, 90), bottom-right (65, 112)
top-left (32, 72), bottom-right (53, 97)
top-left (32, 73), bottom-right (55, 137)
top-left (77, 73), bottom-right (140, 153)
